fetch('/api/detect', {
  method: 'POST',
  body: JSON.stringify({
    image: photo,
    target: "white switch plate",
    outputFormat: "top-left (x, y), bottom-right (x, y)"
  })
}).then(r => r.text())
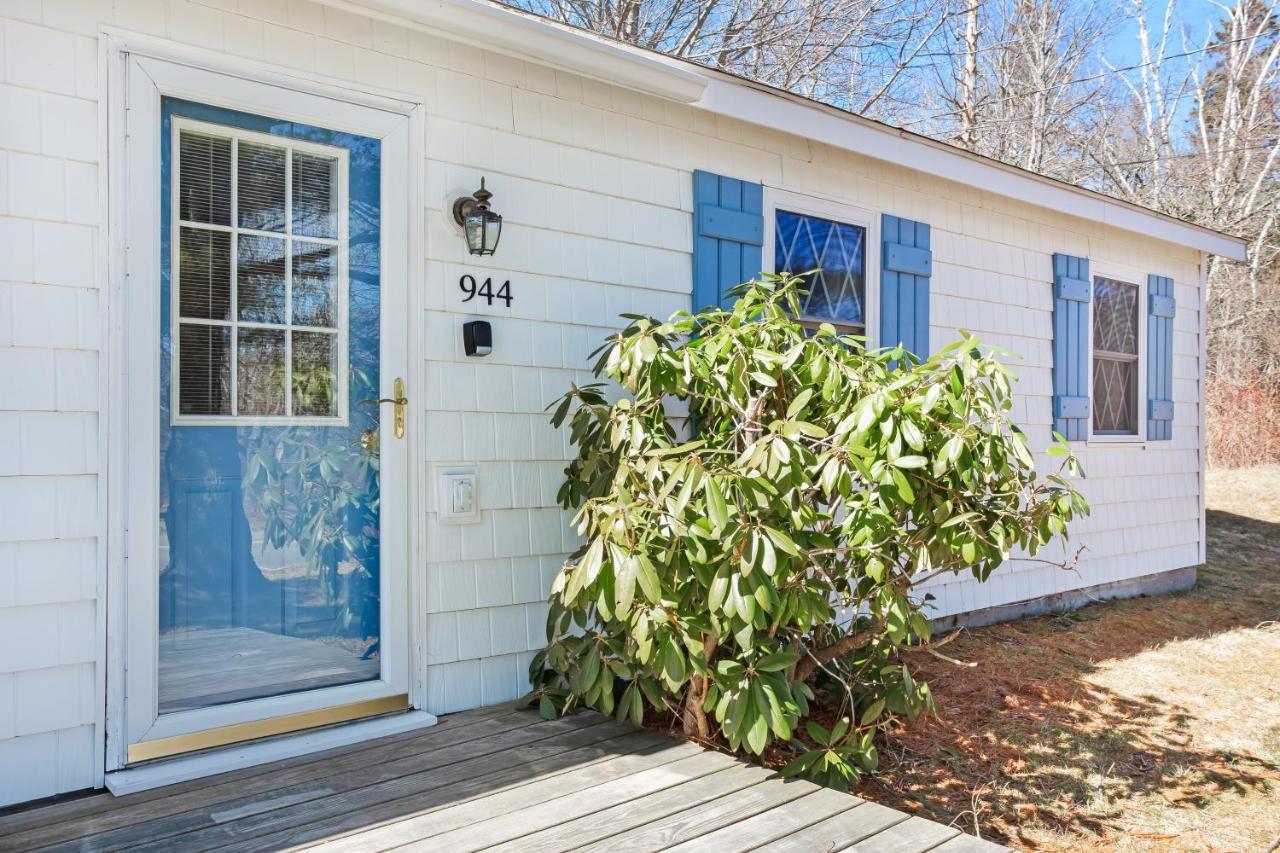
top-left (436, 465), bottom-right (480, 525)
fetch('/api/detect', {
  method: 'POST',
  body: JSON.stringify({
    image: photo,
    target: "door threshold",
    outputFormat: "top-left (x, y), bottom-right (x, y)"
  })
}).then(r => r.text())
top-left (105, 709), bottom-right (437, 796)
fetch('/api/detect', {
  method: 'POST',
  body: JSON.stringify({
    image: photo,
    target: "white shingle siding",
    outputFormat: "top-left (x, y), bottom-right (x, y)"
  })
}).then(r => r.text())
top-left (0, 0), bottom-right (1209, 805)
top-left (0, 6), bottom-right (104, 806)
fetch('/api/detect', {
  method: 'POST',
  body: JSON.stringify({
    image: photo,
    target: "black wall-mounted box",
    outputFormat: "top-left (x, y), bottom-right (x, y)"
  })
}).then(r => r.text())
top-left (463, 320), bottom-right (492, 357)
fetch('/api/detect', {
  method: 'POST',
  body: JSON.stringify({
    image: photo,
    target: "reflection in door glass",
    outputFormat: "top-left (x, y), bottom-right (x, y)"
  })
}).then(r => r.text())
top-left (157, 101), bottom-right (382, 713)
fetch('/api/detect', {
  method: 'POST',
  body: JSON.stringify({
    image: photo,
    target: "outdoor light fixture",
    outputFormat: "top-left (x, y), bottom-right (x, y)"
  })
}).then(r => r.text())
top-left (451, 178), bottom-right (502, 256)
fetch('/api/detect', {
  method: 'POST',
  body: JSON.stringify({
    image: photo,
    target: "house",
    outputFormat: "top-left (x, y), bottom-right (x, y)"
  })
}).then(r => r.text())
top-left (0, 0), bottom-right (1246, 809)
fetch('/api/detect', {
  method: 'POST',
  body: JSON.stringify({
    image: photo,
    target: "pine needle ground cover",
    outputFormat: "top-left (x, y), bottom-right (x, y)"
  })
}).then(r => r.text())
top-left (848, 465), bottom-right (1280, 850)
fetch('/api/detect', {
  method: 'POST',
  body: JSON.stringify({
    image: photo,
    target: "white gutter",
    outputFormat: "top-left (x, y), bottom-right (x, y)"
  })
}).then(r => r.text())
top-left (688, 74), bottom-right (1248, 262)
top-left (336, 0), bottom-right (1248, 262)
top-left (325, 0), bottom-right (707, 104)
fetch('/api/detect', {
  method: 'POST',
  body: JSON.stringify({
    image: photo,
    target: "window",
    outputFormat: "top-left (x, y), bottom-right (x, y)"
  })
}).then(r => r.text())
top-left (773, 209), bottom-right (867, 335)
top-left (1092, 276), bottom-right (1140, 436)
top-left (172, 119), bottom-right (347, 422)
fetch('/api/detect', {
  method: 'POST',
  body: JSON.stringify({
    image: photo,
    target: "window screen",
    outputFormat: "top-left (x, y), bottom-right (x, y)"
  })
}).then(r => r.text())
top-left (174, 123), bottom-right (344, 420)
top-left (773, 209), bottom-right (866, 333)
top-left (1092, 277), bottom-right (1140, 435)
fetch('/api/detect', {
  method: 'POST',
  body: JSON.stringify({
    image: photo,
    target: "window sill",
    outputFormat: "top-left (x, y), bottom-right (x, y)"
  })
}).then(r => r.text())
top-left (1082, 437), bottom-right (1148, 449)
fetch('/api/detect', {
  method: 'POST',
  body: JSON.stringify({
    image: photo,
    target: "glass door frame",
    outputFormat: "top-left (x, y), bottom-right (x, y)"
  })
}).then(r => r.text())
top-left (107, 46), bottom-right (423, 770)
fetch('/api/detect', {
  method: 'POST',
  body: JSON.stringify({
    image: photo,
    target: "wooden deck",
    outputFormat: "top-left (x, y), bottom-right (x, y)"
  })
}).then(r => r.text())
top-left (0, 705), bottom-right (1006, 852)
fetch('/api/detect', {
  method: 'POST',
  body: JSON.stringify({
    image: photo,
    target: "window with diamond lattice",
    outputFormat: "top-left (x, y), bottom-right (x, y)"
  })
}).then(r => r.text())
top-left (1092, 277), bottom-right (1140, 435)
top-left (773, 210), bottom-right (866, 334)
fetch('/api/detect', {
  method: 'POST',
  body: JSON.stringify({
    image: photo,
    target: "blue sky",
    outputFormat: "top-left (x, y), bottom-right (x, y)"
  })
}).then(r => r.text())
top-left (1101, 0), bottom-right (1228, 127)
top-left (1106, 0), bottom-right (1222, 67)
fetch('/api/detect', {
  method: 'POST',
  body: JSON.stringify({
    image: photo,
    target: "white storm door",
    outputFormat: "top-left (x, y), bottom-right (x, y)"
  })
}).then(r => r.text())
top-left (117, 53), bottom-right (413, 766)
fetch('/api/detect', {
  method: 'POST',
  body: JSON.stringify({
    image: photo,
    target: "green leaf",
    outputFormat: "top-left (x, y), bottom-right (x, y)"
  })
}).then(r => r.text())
top-left (759, 533), bottom-right (776, 577)
top-left (756, 650), bottom-right (801, 672)
top-left (745, 703), bottom-right (769, 754)
top-left (628, 682), bottom-right (644, 726)
top-left (662, 638), bottom-right (686, 685)
top-left (900, 419), bottom-right (924, 451)
top-left (635, 554), bottom-right (661, 603)
top-left (614, 552), bottom-right (638, 614)
top-left (786, 388), bottom-right (813, 418)
top-left (763, 526), bottom-right (800, 556)
top-left (889, 466), bottom-right (915, 503)
top-left (705, 478), bottom-right (729, 530)
top-left (892, 455), bottom-right (927, 469)
top-left (780, 751), bottom-right (816, 778)
top-left (717, 659), bottom-right (746, 677)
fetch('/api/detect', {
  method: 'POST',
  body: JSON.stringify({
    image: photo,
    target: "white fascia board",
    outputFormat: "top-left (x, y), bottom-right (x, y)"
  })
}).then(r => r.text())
top-left (323, 0), bottom-right (706, 104)
top-left (693, 77), bottom-right (1248, 262)
top-left (338, 0), bottom-right (1246, 262)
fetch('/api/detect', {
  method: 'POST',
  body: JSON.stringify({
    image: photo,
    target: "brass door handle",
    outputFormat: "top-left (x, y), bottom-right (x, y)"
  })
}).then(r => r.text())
top-left (360, 377), bottom-right (407, 439)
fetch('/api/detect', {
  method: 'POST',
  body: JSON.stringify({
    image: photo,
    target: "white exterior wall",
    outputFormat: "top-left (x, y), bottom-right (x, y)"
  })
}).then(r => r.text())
top-left (0, 0), bottom-right (1205, 805)
top-left (0, 4), bottom-right (104, 805)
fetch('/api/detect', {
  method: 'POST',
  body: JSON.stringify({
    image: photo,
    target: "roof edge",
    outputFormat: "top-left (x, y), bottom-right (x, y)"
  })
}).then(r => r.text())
top-left (688, 73), bottom-right (1248, 261)
top-left (324, 0), bottom-right (707, 104)
top-left (334, 0), bottom-right (1248, 262)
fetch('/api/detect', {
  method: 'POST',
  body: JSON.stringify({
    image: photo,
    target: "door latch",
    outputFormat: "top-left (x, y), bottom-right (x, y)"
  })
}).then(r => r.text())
top-left (361, 377), bottom-right (407, 439)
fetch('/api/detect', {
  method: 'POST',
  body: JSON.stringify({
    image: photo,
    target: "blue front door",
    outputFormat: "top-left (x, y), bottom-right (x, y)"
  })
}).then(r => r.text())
top-left (157, 99), bottom-right (384, 713)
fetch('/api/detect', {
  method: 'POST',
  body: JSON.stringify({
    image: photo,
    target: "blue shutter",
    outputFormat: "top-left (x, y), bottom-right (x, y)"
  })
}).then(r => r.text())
top-left (880, 214), bottom-right (932, 358)
top-left (1052, 253), bottom-right (1091, 441)
top-left (1147, 274), bottom-right (1175, 440)
top-left (692, 170), bottom-right (763, 310)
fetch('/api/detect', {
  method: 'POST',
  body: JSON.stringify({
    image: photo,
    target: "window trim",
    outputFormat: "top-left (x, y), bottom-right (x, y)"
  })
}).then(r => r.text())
top-left (1087, 262), bottom-right (1147, 444)
top-left (761, 187), bottom-right (880, 348)
top-left (169, 115), bottom-right (351, 427)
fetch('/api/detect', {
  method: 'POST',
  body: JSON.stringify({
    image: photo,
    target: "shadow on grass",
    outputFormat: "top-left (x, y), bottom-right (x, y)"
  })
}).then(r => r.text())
top-left (859, 508), bottom-right (1280, 849)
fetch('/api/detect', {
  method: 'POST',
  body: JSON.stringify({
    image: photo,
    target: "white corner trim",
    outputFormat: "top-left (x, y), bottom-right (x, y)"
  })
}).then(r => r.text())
top-left (324, 0), bottom-right (707, 104)
top-left (104, 711), bottom-right (438, 796)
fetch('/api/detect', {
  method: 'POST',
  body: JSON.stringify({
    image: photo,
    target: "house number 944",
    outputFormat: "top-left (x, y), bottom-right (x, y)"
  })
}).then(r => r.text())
top-left (459, 274), bottom-right (512, 307)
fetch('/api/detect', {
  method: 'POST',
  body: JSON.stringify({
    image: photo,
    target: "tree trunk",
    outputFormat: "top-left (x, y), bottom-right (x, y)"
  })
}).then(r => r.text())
top-left (958, 0), bottom-right (980, 149)
top-left (681, 633), bottom-right (718, 738)
top-left (794, 619), bottom-right (885, 683)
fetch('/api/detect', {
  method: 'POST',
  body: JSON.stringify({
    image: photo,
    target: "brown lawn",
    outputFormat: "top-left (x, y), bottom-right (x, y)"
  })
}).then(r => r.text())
top-left (855, 465), bottom-right (1280, 850)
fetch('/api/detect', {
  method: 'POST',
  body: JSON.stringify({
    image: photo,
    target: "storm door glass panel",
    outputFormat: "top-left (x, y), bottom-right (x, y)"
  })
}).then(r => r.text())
top-left (774, 209), bottom-right (866, 334)
top-left (1092, 276), bottom-right (1140, 435)
top-left (159, 104), bottom-right (379, 715)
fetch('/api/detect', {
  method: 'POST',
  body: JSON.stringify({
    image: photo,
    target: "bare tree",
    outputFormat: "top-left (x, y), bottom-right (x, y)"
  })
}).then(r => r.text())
top-left (1090, 0), bottom-right (1280, 462)
top-left (897, 0), bottom-right (1119, 179)
top-left (957, 0), bottom-right (981, 147)
top-left (501, 0), bottom-right (952, 117)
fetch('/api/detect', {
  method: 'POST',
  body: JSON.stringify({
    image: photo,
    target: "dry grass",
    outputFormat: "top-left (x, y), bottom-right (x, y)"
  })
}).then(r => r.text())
top-left (854, 465), bottom-right (1280, 850)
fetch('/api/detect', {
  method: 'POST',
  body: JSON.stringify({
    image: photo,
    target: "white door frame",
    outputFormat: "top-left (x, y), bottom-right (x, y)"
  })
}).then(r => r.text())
top-left (101, 30), bottom-right (429, 773)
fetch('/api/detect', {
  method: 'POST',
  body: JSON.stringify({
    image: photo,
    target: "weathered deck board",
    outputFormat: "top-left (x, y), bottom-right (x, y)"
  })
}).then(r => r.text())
top-left (0, 708), bottom-right (1007, 852)
top-left (484, 763), bottom-right (768, 853)
top-left (0, 704), bottom-right (526, 847)
top-left (662, 787), bottom-right (863, 852)
top-left (5, 710), bottom-right (576, 851)
top-left (750, 799), bottom-right (911, 851)
top-left (0, 703), bottom-right (514, 839)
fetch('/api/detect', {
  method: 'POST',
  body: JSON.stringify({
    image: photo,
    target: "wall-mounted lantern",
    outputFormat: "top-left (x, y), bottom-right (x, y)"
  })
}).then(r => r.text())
top-left (451, 178), bottom-right (502, 256)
